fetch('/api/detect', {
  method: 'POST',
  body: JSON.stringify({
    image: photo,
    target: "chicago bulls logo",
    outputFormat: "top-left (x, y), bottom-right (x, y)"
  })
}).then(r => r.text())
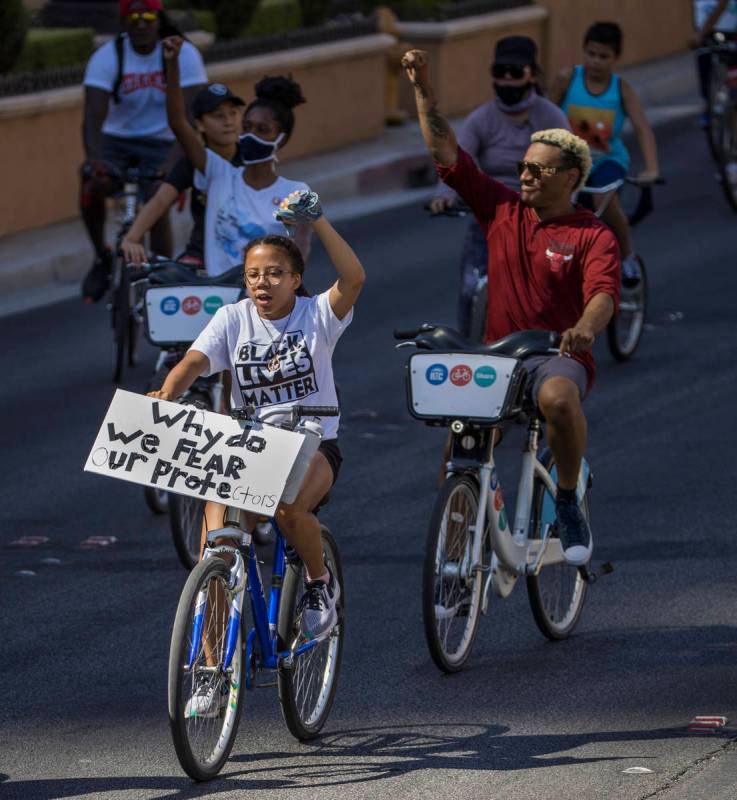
top-left (544, 239), bottom-right (575, 273)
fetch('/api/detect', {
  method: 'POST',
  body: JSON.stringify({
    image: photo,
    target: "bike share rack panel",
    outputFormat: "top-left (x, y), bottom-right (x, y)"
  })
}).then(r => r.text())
top-left (144, 284), bottom-right (242, 346)
top-left (407, 352), bottom-right (521, 423)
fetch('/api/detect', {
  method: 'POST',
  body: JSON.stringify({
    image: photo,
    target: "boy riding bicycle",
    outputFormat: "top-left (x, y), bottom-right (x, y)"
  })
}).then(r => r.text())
top-left (552, 21), bottom-right (660, 288)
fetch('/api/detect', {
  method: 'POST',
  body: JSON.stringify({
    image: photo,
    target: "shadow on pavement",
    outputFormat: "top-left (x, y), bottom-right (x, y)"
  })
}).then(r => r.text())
top-left (2, 722), bottom-right (734, 799)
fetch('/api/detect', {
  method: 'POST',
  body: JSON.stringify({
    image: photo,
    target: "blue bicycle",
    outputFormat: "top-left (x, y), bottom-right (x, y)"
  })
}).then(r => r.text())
top-left (167, 405), bottom-right (345, 781)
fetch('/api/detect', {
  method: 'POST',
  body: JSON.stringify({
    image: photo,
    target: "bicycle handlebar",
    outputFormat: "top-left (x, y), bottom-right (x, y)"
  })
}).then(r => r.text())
top-left (423, 201), bottom-right (470, 218)
top-left (229, 405), bottom-right (340, 422)
top-left (578, 176), bottom-right (666, 194)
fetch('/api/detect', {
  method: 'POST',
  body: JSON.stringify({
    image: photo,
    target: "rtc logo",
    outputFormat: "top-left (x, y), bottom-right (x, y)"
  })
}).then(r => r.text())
top-left (160, 296), bottom-right (179, 315)
top-left (182, 295), bottom-right (202, 315)
top-left (450, 364), bottom-right (472, 386)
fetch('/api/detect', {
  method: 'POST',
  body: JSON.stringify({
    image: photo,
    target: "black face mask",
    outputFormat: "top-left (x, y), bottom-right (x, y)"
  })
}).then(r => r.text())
top-left (494, 82), bottom-right (533, 107)
top-left (238, 132), bottom-right (284, 165)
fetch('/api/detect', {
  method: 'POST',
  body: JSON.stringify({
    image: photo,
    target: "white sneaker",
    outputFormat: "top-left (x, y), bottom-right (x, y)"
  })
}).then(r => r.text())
top-left (296, 570), bottom-right (340, 641)
top-left (184, 677), bottom-right (227, 719)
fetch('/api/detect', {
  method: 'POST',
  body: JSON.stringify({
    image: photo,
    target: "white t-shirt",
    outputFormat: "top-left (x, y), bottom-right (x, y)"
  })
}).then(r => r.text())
top-left (203, 150), bottom-right (309, 277)
top-left (84, 36), bottom-right (207, 141)
top-left (190, 292), bottom-right (352, 440)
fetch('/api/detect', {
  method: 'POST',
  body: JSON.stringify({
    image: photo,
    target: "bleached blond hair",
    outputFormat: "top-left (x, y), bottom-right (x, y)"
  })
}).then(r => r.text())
top-left (530, 128), bottom-right (592, 191)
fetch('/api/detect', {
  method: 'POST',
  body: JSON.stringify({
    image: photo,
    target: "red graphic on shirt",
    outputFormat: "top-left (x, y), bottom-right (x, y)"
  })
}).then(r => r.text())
top-left (544, 239), bottom-right (575, 273)
top-left (121, 71), bottom-right (166, 95)
top-left (567, 104), bottom-right (615, 153)
top-left (450, 364), bottom-right (472, 386)
top-left (182, 296), bottom-right (202, 315)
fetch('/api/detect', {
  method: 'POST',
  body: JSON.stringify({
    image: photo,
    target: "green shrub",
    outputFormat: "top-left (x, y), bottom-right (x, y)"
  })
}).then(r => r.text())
top-left (298, 0), bottom-right (330, 27)
top-left (0, 0), bottom-right (29, 74)
top-left (245, 0), bottom-right (302, 37)
top-left (12, 28), bottom-right (95, 72)
top-left (191, 9), bottom-right (216, 32)
top-left (212, 0), bottom-right (260, 40)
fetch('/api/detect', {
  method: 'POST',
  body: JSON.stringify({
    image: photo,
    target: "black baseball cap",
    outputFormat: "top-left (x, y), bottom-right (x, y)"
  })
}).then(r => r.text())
top-left (192, 83), bottom-right (245, 118)
top-left (493, 36), bottom-right (538, 66)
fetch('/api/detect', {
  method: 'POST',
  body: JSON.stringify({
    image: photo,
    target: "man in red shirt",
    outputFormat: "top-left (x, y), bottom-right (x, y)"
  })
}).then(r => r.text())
top-left (403, 49), bottom-right (620, 566)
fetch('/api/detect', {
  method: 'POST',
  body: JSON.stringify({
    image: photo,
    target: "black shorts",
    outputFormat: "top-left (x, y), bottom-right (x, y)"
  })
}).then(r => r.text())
top-left (318, 439), bottom-right (342, 485)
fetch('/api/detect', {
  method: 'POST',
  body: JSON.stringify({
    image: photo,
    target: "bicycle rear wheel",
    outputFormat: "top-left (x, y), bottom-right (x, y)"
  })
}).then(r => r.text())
top-left (526, 451), bottom-right (588, 640)
top-left (423, 474), bottom-right (485, 673)
top-left (169, 557), bottom-right (246, 781)
top-left (169, 494), bottom-right (205, 570)
top-left (607, 256), bottom-right (647, 361)
top-left (277, 526), bottom-right (344, 740)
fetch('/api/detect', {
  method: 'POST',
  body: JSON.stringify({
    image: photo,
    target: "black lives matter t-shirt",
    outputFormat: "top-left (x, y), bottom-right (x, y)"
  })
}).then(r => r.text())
top-left (190, 292), bottom-right (352, 440)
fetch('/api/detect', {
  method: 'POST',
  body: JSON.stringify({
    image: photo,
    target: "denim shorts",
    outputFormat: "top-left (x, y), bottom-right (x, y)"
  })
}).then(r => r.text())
top-left (586, 159), bottom-right (627, 189)
top-left (102, 134), bottom-right (173, 174)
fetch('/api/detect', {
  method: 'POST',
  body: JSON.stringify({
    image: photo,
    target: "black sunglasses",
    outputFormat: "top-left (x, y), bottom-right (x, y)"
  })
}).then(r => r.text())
top-left (491, 63), bottom-right (527, 80)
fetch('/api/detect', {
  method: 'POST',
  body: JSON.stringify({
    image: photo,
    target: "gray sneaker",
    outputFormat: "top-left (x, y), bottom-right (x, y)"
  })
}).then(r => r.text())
top-left (555, 498), bottom-right (593, 566)
top-left (296, 570), bottom-right (340, 641)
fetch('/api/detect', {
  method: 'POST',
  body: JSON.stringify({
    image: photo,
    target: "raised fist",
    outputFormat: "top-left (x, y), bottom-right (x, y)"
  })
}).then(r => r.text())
top-left (401, 49), bottom-right (430, 90)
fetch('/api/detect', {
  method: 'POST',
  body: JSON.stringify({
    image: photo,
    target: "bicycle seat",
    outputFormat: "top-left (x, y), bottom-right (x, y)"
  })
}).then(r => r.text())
top-left (412, 325), bottom-right (560, 359)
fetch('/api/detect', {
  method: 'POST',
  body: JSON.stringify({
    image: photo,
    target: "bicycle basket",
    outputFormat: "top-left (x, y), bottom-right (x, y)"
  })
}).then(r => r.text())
top-left (406, 352), bottom-right (525, 424)
top-left (144, 284), bottom-right (242, 346)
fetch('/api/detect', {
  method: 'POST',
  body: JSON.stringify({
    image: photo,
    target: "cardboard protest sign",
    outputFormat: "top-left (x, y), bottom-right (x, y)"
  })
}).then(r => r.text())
top-left (84, 390), bottom-right (305, 513)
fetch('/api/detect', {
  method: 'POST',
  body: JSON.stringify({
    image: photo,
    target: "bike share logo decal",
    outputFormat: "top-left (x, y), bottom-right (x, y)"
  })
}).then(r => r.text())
top-left (160, 296), bottom-right (179, 315)
top-left (450, 364), bottom-right (472, 386)
top-left (474, 366), bottom-right (497, 387)
top-left (203, 296), bottom-right (223, 315)
top-left (426, 364), bottom-right (448, 385)
top-left (182, 296), bottom-right (202, 315)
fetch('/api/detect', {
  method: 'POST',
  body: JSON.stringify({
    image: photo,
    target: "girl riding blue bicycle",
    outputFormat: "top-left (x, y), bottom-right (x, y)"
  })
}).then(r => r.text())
top-left (148, 191), bottom-right (365, 657)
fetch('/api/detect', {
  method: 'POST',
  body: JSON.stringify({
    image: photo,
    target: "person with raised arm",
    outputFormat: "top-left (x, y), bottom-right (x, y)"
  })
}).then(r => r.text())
top-left (148, 191), bottom-right (364, 719)
top-left (163, 36), bottom-right (312, 277)
top-left (402, 49), bottom-right (620, 567)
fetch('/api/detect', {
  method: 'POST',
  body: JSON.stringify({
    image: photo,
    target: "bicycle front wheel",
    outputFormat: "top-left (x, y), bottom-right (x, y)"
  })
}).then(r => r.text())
top-left (423, 474), bottom-right (485, 673)
top-left (277, 526), bottom-right (344, 741)
top-left (169, 494), bottom-right (205, 570)
top-left (526, 451), bottom-right (588, 640)
top-left (607, 256), bottom-right (648, 361)
top-left (168, 557), bottom-right (246, 781)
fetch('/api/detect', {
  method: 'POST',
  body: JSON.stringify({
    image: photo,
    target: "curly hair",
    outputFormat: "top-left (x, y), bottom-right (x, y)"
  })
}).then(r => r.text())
top-left (530, 128), bottom-right (592, 190)
top-left (246, 75), bottom-right (306, 145)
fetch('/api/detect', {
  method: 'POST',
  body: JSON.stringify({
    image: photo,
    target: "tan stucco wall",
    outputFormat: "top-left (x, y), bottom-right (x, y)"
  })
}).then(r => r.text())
top-left (396, 6), bottom-right (550, 118)
top-left (537, 0), bottom-right (693, 75)
top-left (0, 34), bottom-right (393, 238)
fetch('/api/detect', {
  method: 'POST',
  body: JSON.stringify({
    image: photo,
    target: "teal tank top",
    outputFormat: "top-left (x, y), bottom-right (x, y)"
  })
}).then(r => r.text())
top-left (561, 65), bottom-right (629, 171)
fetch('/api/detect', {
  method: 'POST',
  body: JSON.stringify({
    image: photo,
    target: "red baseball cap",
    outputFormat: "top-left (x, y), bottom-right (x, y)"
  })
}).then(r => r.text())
top-left (120, 0), bottom-right (162, 16)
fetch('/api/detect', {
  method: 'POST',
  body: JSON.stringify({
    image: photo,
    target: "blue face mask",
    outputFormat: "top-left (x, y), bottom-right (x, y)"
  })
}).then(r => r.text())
top-left (238, 132), bottom-right (284, 164)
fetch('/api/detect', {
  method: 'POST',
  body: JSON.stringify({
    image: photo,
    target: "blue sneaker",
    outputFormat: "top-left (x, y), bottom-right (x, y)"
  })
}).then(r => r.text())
top-left (555, 498), bottom-right (593, 566)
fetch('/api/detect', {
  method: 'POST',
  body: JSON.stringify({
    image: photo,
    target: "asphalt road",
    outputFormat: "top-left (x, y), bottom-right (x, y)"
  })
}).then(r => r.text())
top-left (2, 115), bottom-right (737, 800)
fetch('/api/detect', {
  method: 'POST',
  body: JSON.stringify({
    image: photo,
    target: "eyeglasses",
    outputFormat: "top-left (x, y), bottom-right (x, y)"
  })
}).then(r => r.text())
top-left (244, 268), bottom-right (294, 286)
top-left (492, 63), bottom-right (527, 80)
top-left (125, 11), bottom-right (157, 23)
top-left (516, 160), bottom-right (569, 181)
